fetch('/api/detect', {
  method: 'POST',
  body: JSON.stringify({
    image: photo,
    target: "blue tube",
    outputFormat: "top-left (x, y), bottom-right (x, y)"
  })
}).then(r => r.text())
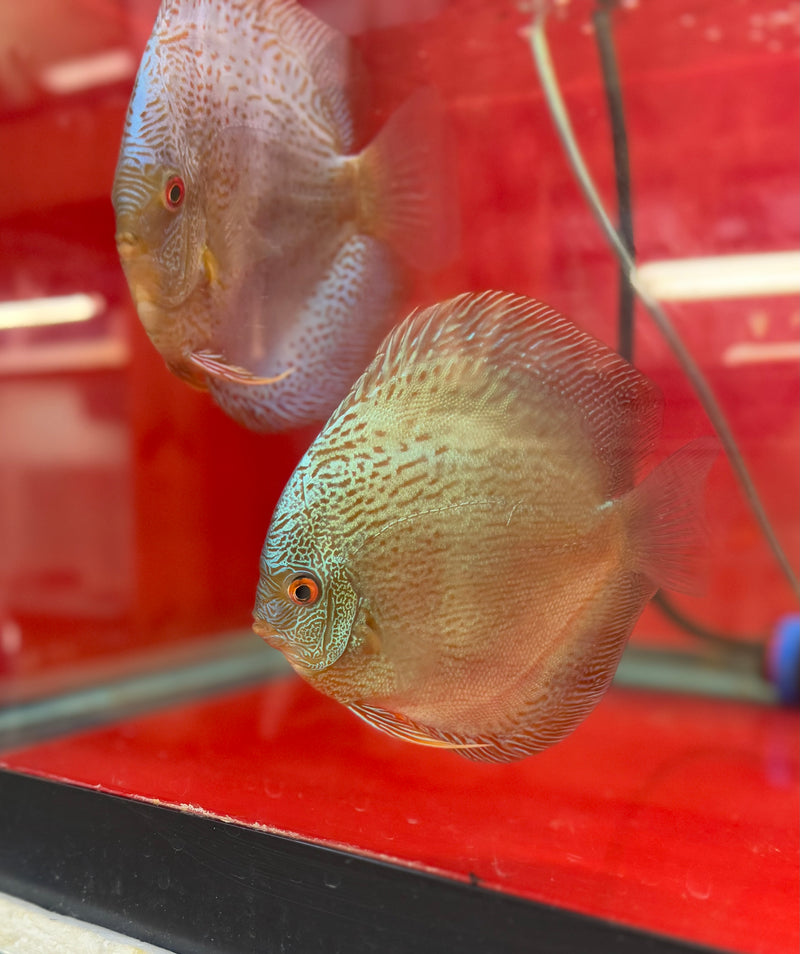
top-left (767, 614), bottom-right (800, 705)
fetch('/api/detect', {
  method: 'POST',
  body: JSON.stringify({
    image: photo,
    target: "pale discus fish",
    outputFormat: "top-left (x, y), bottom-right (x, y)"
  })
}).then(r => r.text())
top-left (253, 291), bottom-right (715, 762)
top-left (112, 0), bottom-right (455, 431)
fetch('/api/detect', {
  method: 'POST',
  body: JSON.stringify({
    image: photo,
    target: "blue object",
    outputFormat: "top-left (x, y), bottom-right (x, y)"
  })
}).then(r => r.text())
top-left (767, 614), bottom-right (800, 705)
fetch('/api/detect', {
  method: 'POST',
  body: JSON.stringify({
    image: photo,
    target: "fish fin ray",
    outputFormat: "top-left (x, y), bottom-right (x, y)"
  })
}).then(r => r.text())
top-left (349, 702), bottom-right (577, 764)
top-left (265, 0), bottom-right (353, 148)
top-left (342, 291), bottom-right (661, 497)
top-left (458, 575), bottom-right (650, 764)
top-left (349, 703), bottom-right (489, 750)
top-left (190, 351), bottom-right (294, 386)
top-left (356, 87), bottom-right (459, 271)
top-left (626, 436), bottom-right (719, 593)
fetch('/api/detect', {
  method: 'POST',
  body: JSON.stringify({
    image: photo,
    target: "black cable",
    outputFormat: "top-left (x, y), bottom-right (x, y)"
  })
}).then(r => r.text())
top-left (591, 1), bottom-right (764, 654)
top-left (593, 0), bottom-right (635, 365)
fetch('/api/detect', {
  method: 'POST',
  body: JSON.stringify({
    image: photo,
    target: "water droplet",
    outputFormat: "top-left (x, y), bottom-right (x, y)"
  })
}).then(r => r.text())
top-left (0, 619), bottom-right (21, 655)
top-left (263, 780), bottom-right (283, 799)
top-left (685, 875), bottom-right (712, 900)
top-left (748, 310), bottom-right (770, 338)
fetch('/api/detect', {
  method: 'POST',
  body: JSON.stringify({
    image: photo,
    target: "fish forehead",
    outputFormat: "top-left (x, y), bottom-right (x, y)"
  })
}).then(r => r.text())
top-left (115, 46), bottom-right (174, 184)
top-left (114, 50), bottom-right (190, 223)
top-left (264, 472), bottom-right (325, 572)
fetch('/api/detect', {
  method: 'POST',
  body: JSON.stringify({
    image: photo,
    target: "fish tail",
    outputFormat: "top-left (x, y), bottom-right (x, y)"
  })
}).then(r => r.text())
top-left (625, 436), bottom-right (719, 594)
top-left (355, 87), bottom-right (459, 271)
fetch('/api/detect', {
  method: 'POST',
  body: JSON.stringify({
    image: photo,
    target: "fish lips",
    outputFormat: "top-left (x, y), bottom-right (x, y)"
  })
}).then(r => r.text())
top-left (252, 618), bottom-right (279, 642)
top-left (115, 237), bottom-right (161, 331)
top-left (252, 618), bottom-right (297, 659)
top-left (251, 616), bottom-right (342, 674)
top-left (115, 232), bottom-right (142, 263)
top-left (252, 619), bottom-right (312, 674)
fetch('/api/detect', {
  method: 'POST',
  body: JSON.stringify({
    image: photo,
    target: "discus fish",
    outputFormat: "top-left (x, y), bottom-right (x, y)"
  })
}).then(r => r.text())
top-left (253, 291), bottom-right (716, 762)
top-left (112, 0), bottom-right (455, 431)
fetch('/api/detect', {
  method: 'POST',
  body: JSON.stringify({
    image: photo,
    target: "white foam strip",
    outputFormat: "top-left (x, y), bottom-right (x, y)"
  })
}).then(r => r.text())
top-left (636, 251), bottom-right (800, 300)
top-left (41, 48), bottom-right (136, 95)
top-left (0, 293), bottom-right (105, 330)
top-left (722, 340), bottom-right (800, 367)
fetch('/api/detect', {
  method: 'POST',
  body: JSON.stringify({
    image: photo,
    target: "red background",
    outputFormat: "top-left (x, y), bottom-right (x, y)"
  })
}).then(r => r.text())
top-left (1, 0), bottom-right (797, 693)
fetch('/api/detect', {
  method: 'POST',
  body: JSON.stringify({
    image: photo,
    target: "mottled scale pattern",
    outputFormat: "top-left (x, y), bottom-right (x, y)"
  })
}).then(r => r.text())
top-left (254, 291), bottom-right (715, 761)
top-left (150, 0), bottom-right (350, 153)
top-left (209, 235), bottom-right (398, 431)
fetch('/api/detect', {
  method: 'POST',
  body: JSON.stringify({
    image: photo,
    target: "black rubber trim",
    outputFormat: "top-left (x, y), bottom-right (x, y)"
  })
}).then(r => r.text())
top-left (0, 769), bottom-right (727, 954)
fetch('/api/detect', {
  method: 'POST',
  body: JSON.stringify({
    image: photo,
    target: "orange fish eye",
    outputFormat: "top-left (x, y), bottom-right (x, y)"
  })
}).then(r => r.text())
top-left (288, 574), bottom-right (320, 606)
top-left (164, 176), bottom-right (185, 210)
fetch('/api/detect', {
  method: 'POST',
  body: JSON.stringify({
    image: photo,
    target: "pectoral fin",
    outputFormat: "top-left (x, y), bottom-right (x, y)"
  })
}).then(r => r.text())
top-left (201, 246), bottom-right (221, 287)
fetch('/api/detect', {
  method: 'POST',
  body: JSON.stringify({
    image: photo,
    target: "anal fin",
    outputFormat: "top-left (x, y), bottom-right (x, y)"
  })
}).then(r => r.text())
top-left (348, 703), bottom-right (489, 751)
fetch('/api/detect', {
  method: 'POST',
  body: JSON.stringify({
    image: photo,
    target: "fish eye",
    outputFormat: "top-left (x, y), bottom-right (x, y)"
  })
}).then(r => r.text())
top-left (164, 175), bottom-right (185, 210)
top-left (288, 574), bottom-right (320, 606)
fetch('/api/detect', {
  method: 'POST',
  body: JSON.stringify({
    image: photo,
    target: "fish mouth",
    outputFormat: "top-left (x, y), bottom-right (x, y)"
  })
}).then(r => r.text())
top-left (253, 619), bottom-right (304, 666)
top-left (253, 619), bottom-right (280, 641)
top-left (251, 621), bottom-right (329, 674)
top-left (114, 233), bottom-right (160, 330)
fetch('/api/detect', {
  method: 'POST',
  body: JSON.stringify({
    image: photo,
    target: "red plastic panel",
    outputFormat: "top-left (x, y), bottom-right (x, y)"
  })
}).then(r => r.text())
top-left (2, 680), bottom-right (797, 954)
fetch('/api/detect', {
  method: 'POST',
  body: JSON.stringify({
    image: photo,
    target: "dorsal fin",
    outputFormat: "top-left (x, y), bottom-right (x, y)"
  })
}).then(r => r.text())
top-left (339, 291), bottom-right (663, 497)
top-left (263, 0), bottom-right (353, 149)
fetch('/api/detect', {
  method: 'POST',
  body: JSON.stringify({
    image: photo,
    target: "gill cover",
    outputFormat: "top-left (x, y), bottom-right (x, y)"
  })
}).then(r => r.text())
top-left (294, 566), bottom-right (358, 672)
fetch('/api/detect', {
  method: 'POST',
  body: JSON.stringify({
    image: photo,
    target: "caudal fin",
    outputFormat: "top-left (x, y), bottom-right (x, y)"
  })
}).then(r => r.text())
top-left (627, 437), bottom-right (719, 594)
top-left (356, 87), bottom-right (459, 272)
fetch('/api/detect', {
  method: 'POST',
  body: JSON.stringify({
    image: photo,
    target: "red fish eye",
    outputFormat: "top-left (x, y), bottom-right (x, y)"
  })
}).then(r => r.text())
top-left (164, 176), bottom-right (185, 210)
top-left (288, 575), bottom-right (320, 606)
